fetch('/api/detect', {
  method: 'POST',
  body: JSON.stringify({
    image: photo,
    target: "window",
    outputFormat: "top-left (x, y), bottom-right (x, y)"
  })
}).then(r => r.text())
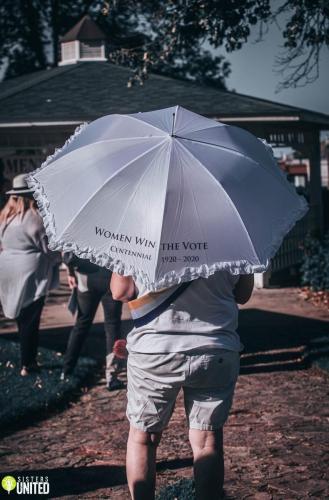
top-left (294, 175), bottom-right (306, 187)
top-left (61, 42), bottom-right (76, 61)
top-left (80, 41), bottom-right (103, 59)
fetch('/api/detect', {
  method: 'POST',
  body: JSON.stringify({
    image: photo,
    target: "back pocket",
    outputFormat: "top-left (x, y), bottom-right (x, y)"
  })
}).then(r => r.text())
top-left (197, 351), bottom-right (240, 389)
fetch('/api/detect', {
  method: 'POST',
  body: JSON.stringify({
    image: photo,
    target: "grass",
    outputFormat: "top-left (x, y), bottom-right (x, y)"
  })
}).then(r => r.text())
top-left (156, 478), bottom-right (195, 500)
top-left (0, 337), bottom-right (97, 429)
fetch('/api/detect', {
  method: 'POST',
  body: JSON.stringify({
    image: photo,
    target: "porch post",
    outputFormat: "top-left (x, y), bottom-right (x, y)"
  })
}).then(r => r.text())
top-left (254, 268), bottom-right (272, 289)
top-left (306, 129), bottom-right (323, 237)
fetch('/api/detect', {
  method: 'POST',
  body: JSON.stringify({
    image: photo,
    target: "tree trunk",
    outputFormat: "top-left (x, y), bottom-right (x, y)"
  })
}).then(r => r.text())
top-left (51, 0), bottom-right (59, 66)
top-left (22, 0), bottom-right (47, 69)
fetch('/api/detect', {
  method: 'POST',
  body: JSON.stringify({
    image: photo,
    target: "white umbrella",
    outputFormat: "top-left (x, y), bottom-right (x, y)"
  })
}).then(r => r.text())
top-left (27, 105), bottom-right (308, 290)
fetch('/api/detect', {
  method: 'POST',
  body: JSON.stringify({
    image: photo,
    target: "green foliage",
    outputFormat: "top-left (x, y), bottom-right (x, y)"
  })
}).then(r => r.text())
top-left (0, 0), bottom-right (231, 88)
top-left (1, 1), bottom-right (328, 89)
top-left (152, 48), bottom-right (231, 89)
top-left (0, 0), bottom-right (102, 78)
top-left (105, 0), bottom-right (329, 89)
top-left (274, 0), bottom-right (329, 89)
top-left (156, 478), bottom-right (195, 500)
top-left (0, 338), bottom-right (97, 428)
top-left (300, 231), bottom-right (329, 291)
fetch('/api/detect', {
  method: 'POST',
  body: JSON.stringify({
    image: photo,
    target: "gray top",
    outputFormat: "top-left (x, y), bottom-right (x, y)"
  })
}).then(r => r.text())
top-left (0, 209), bottom-right (60, 318)
top-left (127, 270), bottom-right (243, 354)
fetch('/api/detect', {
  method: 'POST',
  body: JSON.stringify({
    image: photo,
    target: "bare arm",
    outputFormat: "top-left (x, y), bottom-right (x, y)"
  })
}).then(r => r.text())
top-left (110, 273), bottom-right (137, 302)
top-left (233, 275), bottom-right (254, 305)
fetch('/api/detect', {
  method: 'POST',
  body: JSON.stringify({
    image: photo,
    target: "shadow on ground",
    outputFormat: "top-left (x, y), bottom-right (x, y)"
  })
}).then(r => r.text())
top-left (2, 309), bottom-right (328, 377)
top-left (0, 338), bottom-right (99, 435)
top-left (4, 458), bottom-right (193, 498)
top-left (238, 309), bottom-right (329, 373)
top-left (3, 465), bottom-right (126, 498)
top-left (1, 319), bottom-right (133, 364)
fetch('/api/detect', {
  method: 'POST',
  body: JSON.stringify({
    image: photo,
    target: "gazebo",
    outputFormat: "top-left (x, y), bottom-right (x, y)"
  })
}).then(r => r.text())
top-left (1, 16), bottom-right (328, 286)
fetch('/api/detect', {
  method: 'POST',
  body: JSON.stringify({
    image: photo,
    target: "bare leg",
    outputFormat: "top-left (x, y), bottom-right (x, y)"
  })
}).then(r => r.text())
top-left (189, 428), bottom-right (224, 500)
top-left (126, 426), bottom-right (162, 500)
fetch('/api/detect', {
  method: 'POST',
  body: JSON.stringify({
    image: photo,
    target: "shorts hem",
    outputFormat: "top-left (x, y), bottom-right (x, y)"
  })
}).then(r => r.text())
top-left (128, 421), bottom-right (165, 433)
top-left (189, 422), bottom-right (225, 431)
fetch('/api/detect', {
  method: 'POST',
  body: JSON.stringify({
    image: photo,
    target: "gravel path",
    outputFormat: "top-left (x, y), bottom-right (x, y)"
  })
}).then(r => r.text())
top-left (0, 366), bottom-right (328, 499)
top-left (1, 285), bottom-right (328, 499)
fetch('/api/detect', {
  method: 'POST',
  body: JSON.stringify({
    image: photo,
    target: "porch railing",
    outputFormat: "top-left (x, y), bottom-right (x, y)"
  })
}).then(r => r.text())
top-left (271, 213), bottom-right (309, 272)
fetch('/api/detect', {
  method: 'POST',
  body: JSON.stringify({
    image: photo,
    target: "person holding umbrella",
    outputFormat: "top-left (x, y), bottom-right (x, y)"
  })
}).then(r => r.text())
top-left (111, 271), bottom-right (254, 499)
top-left (26, 105), bottom-right (308, 498)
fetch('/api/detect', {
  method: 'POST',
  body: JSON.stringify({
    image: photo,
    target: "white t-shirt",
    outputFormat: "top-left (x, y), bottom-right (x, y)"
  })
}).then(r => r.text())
top-left (127, 270), bottom-right (243, 353)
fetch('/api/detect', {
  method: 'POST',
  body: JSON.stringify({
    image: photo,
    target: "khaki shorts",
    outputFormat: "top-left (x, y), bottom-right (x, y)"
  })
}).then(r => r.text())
top-left (127, 349), bottom-right (240, 432)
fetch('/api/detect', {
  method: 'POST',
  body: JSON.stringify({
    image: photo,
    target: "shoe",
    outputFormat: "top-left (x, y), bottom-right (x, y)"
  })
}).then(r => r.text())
top-left (20, 366), bottom-right (29, 377)
top-left (107, 379), bottom-right (125, 391)
top-left (21, 361), bottom-right (41, 376)
top-left (60, 371), bottom-right (71, 381)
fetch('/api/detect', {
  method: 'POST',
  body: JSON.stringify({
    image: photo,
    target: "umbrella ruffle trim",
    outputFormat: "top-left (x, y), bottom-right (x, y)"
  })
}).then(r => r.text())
top-left (27, 165), bottom-right (309, 291)
top-left (28, 122), bottom-right (88, 177)
top-left (255, 194), bottom-right (309, 266)
top-left (27, 127), bottom-right (309, 291)
top-left (27, 126), bottom-right (309, 290)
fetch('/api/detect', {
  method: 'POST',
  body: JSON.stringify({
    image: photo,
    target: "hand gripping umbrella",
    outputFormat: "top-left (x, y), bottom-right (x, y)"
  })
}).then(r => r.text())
top-left (27, 105), bottom-right (308, 290)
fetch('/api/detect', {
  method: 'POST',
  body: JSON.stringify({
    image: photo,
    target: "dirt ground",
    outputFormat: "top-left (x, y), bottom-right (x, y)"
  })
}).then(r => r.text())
top-left (0, 280), bottom-right (328, 499)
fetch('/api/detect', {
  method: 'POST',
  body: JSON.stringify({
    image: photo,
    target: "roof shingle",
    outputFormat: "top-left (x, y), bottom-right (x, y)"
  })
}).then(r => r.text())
top-left (60, 15), bottom-right (107, 42)
top-left (0, 62), bottom-right (328, 126)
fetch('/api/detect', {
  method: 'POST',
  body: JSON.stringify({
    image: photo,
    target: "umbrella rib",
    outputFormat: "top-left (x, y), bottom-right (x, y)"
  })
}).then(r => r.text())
top-left (152, 140), bottom-right (176, 276)
top-left (176, 122), bottom-right (224, 137)
top-left (183, 155), bottom-right (209, 264)
top-left (177, 136), bottom-right (296, 197)
top-left (124, 114), bottom-right (170, 136)
top-left (176, 140), bottom-right (261, 264)
top-left (176, 135), bottom-right (263, 164)
top-left (46, 136), bottom-right (165, 167)
top-left (164, 140), bottom-right (207, 262)
top-left (114, 140), bottom-right (169, 249)
top-left (57, 138), bottom-right (168, 240)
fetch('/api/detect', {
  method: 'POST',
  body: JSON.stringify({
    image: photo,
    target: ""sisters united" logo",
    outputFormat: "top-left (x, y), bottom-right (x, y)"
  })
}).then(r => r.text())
top-left (1, 475), bottom-right (50, 495)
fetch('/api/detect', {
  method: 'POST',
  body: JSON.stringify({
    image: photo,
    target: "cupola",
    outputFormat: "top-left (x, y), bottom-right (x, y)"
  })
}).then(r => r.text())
top-left (59, 15), bottom-right (107, 66)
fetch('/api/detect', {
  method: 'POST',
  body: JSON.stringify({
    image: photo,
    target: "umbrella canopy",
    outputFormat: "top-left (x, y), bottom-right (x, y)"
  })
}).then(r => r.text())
top-left (27, 105), bottom-right (308, 290)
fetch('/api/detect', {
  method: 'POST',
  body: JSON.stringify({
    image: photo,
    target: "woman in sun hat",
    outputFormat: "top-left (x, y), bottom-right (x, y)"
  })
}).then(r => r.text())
top-left (0, 174), bottom-right (61, 376)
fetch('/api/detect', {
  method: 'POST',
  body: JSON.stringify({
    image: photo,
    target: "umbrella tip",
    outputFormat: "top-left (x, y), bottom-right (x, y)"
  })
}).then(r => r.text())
top-left (171, 112), bottom-right (176, 137)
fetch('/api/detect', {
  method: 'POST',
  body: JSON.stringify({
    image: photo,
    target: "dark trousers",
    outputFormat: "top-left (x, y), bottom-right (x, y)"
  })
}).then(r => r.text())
top-left (63, 270), bottom-right (122, 375)
top-left (16, 297), bottom-right (45, 368)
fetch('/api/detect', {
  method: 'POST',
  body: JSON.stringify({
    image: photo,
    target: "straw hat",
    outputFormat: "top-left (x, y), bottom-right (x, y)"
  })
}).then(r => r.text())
top-left (6, 174), bottom-right (34, 195)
